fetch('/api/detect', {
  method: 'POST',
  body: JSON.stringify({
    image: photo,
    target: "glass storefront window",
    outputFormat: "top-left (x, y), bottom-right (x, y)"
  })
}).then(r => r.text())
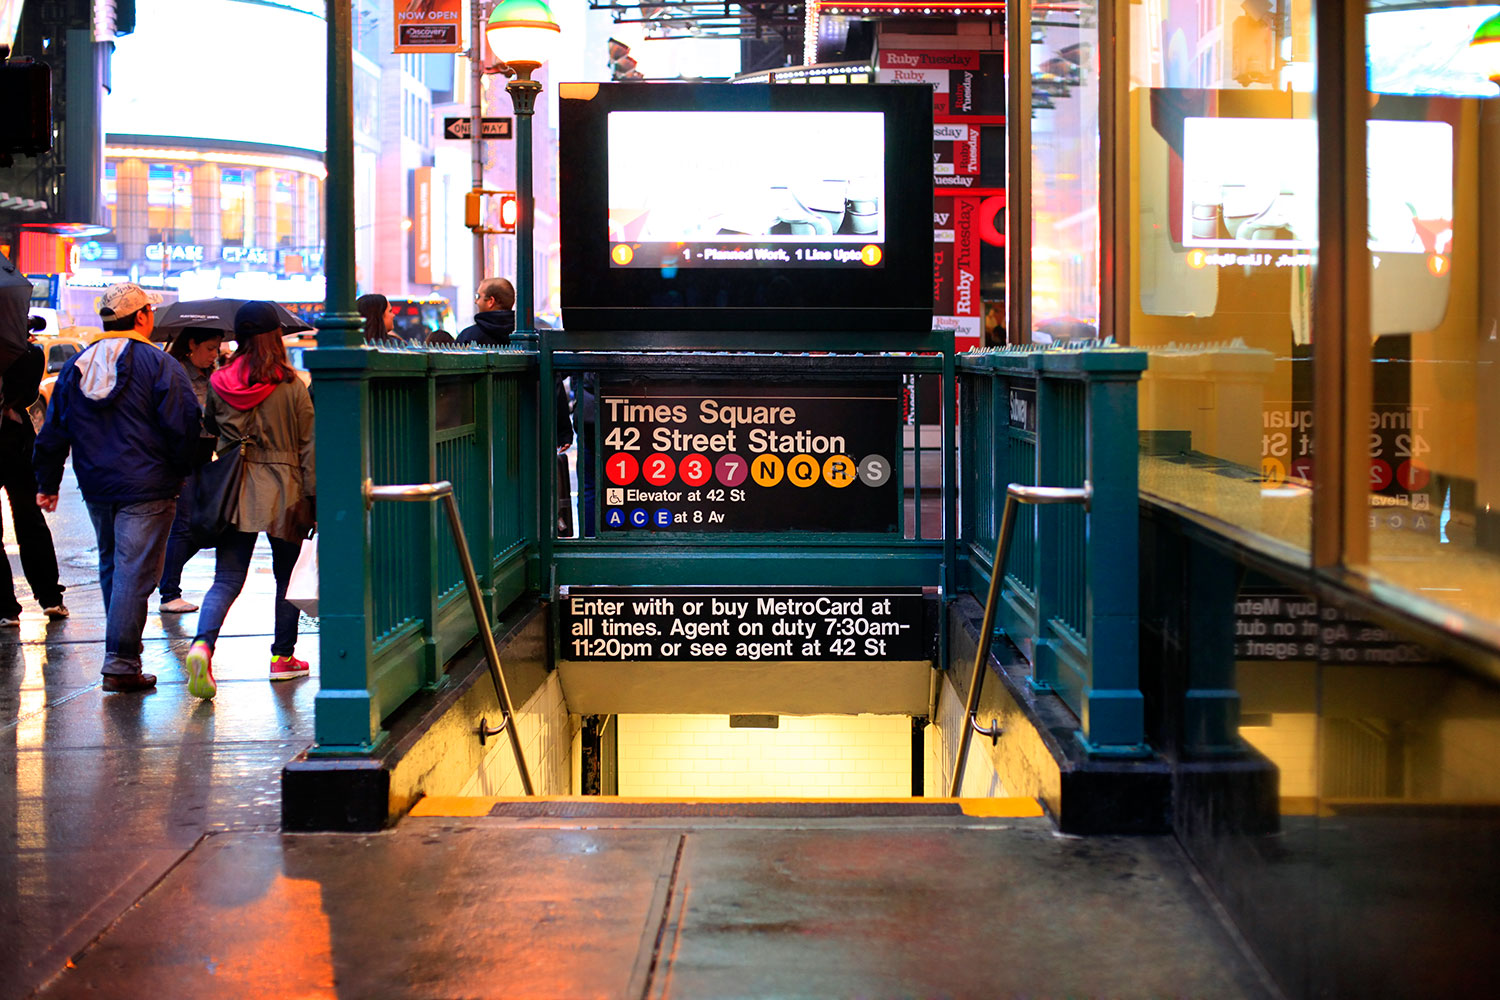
top-left (1129, 0), bottom-right (1317, 557)
top-left (221, 167), bottom-right (249, 247)
top-left (1032, 3), bottom-right (1101, 343)
top-left (274, 171), bottom-right (296, 247)
top-left (1356, 2), bottom-right (1500, 630)
top-left (102, 162), bottom-right (116, 230)
top-left (306, 178), bottom-right (321, 256)
top-left (354, 65), bottom-right (379, 140)
top-left (146, 163), bottom-right (193, 244)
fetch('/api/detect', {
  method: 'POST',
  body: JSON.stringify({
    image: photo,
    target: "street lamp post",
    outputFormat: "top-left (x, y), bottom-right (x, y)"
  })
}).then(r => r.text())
top-left (319, 0), bottom-right (363, 348)
top-left (470, 0), bottom-right (491, 293)
top-left (485, 0), bottom-right (560, 347)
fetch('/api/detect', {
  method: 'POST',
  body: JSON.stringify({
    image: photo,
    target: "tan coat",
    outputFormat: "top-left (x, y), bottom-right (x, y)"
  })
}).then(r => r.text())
top-left (205, 379), bottom-right (316, 540)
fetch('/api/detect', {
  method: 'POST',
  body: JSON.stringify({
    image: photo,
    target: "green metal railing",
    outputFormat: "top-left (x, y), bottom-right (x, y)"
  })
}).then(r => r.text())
top-left (309, 344), bottom-right (538, 753)
top-left (308, 334), bottom-right (1147, 756)
top-left (958, 344), bottom-right (1149, 755)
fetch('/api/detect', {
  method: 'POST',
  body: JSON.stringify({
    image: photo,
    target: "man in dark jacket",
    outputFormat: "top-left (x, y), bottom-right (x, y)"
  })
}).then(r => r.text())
top-left (457, 277), bottom-right (516, 345)
top-left (0, 324), bottom-right (67, 626)
top-left (34, 282), bottom-right (202, 692)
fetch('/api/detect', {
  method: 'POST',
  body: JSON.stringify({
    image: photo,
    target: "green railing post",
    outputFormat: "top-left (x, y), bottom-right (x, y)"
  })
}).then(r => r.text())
top-left (311, 359), bottom-right (381, 751)
top-left (520, 363), bottom-right (541, 590)
top-left (959, 347), bottom-right (1148, 756)
top-left (1077, 352), bottom-right (1148, 753)
top-left (536, 341), bottom-right (555, 581)
top-left (1032, 366), bottom-right (1073, 697)
top-left (318, 0), bottom-right (363, 352)
top-left (311, 0), bottom-right (381, 752)
top-left (942, 348), bottom-right (959, 605)
top-left (1184, 538), bottom-right (1244, 754)
top-left (420, 363), bottom-right (443, 687)
top-left (474, 364), bottom-right (498, 618)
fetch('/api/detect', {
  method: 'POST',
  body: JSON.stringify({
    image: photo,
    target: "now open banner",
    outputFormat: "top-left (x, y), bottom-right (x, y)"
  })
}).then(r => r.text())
top-left (394, 0), bottom-right (463, 53)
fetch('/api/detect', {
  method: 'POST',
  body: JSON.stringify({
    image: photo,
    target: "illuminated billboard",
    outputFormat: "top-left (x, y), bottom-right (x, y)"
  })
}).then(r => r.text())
top-left (606, 110), bottom-right (886, 270)
top-left (103, 0), bottom-right (327, 154)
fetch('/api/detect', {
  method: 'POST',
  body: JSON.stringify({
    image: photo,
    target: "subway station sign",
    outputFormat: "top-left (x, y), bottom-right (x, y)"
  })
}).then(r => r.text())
top-left (599, 380), bottom-right (901, 533)
top-left (559, 587), bottom-right (933, 663)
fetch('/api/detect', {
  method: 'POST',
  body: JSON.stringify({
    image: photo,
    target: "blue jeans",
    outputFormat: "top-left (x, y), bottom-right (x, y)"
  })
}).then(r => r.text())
top-left (156, 471), bottom-right (200, 602)
top-left (0, 420), bottom-right (64, 617)
top-left (86, 498), bottom-right (177, 676)
top-left (193, 531), bottom-right (302, 657)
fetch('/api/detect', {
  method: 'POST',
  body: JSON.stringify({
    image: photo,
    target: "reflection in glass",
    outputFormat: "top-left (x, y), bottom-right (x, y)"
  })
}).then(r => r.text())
top-left (102, 162), bottom-right (117, 231)
top-left (275, 171), bottom-right (297, 248)
top-left (1357, 3), bottom-right (1500, 635)
top-left (146, 163), bottom-right (193, 245)
top-left (1202, 575), bottom-right (1500, 996)
top-left (220, 167), bottom-right (249, 248)
top-left (1031, 3), bottom-right (1100, 344)
top-left (1130, 0), bottom-right (1316, 556)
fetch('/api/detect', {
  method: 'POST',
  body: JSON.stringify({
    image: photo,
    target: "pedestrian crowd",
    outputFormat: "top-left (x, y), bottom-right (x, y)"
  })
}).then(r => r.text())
top-left (1, 271), bottom-right (584, 696)
top-left (2, 279), bottom-right (316, 698)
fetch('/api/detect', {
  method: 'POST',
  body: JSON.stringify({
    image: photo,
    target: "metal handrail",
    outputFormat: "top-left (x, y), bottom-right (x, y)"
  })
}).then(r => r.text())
top-left (363, 478), bottom-right (535, 795)
top-left (948, 482), bottom-right (1092, 797)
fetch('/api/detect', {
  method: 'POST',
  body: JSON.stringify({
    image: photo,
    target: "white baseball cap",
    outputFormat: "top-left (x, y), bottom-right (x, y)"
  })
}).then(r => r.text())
top-left (98, 282), bottom-right (164, 321)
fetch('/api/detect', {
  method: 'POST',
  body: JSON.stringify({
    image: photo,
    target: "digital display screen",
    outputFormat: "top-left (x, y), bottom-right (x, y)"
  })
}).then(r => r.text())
top-left (1182, 117), bottom-right (1452, 256)
top-left (1368, 7), bottom-right (1500, 98)
top-left (105, 0), bottom-right (327, 154)
top-left (606, 111), bottom-right (886, 270)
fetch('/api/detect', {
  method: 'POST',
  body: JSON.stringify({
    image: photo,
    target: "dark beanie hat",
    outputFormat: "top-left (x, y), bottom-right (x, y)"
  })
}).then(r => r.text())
top-left (234, 300), bottom-right (281, 338)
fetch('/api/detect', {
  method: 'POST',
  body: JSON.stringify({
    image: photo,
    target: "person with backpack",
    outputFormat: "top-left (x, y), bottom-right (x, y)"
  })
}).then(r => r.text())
top-left (33, 283), bottom-right (201, 692)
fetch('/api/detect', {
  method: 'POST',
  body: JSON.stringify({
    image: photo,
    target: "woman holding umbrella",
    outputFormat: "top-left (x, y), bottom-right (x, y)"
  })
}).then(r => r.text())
top-left (155, 326), bottom-right (224, 614)
top-left (185, 301), bottom-right (315, 700)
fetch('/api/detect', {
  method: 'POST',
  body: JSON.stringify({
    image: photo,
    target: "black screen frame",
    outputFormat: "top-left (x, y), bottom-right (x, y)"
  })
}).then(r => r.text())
top-left (559, 82), bottom-right (934, 335)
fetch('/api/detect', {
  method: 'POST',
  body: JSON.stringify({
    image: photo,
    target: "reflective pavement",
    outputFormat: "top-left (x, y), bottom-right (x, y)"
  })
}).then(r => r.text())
top-left (2, 478), bottom-right (317, 999)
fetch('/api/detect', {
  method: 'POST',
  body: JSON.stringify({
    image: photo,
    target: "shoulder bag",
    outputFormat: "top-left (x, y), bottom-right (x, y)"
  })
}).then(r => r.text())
top-left (189, 406), bottom-right (257, 546)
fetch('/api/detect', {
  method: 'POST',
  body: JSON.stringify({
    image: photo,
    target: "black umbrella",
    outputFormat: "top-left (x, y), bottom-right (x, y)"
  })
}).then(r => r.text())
top-left (0, 250), bottom-right (32, 374)
top-left (155, 298), bottom-right (314, 337)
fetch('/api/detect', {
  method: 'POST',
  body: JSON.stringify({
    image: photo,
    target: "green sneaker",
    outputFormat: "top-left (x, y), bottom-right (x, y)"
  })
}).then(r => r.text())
top-left (186, 640), bottom-right (217, 700)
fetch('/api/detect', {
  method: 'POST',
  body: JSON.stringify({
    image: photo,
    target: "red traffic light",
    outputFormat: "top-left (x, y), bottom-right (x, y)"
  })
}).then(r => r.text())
top-left (498, 192), bottom-right (518, 233)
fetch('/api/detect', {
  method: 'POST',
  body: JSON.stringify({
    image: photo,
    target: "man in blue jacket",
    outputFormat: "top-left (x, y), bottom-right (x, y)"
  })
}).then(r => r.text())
top-left (34, 283), bottom-right (202, 693)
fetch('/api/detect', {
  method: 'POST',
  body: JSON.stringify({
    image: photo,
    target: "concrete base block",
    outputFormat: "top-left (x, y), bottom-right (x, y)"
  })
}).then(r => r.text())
top-left (948, 597), bottom-right (1171, 834)
top-left (282, 601), bottom-right (550, 831)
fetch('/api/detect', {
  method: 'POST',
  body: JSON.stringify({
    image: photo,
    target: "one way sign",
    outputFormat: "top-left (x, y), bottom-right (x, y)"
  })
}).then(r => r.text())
top-left (443, 117), bottom-right (513, 140)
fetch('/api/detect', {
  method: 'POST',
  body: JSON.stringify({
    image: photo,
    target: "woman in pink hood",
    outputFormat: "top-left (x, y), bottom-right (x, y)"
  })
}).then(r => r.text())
top-left (185, 301), bottom-right (315, 700)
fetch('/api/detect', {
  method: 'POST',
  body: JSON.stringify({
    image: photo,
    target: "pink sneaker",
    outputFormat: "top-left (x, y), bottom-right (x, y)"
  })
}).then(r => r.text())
top-left (186, 640), bottom-right (216, 700)
top-left (270, 655), bottom-right (310, 681)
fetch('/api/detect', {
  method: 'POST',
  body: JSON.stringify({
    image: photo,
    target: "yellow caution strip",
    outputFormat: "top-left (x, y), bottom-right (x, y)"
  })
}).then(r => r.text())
top-left (957, 797), bottom-right (1045, 818)
top-left (409, 795), bottom-right (1043, 819)
top-left (410, 796), bottom-right (500, 817)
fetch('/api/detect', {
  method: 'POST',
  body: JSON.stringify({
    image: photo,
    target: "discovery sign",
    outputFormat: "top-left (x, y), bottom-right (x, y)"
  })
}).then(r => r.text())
top-left (598, 380), bottom-right (901, 533)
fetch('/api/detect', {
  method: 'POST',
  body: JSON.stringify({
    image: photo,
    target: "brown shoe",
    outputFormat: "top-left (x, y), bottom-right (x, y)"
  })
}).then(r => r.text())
top-left (102, 672), bottom-right (157, 693)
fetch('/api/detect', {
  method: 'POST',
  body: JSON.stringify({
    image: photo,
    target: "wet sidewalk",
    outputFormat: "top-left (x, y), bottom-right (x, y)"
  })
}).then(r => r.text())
top-left (2, 488), bottom-right (1277, 999)
top-left (26, 808), bottom-right (1276, 999)
top-left (2, 483), bottom-right (318, 999)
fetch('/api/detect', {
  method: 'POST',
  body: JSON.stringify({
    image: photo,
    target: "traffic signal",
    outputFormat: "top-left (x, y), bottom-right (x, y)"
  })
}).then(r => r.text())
top-left (465, 189), bottom-right (518, 235)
